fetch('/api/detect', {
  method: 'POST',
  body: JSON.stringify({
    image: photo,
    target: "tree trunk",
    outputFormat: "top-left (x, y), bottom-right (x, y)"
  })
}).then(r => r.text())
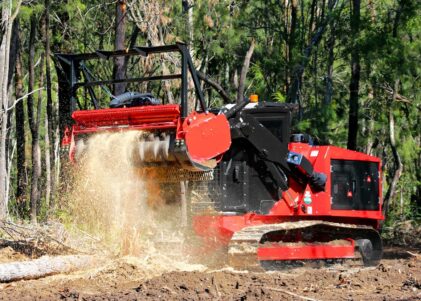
top-left (287, 0), bottom-right (298, 94)
top-left (0, 1), bottom-right (22, 219)
top-left (45, 0), bottom-right (54, 210)
top-left (0, 255), bottom-right (100, 282)
top-left (185, 0), bottom-right (194, 46)
top-left (7, 20), bottom-right (20, 90)
top-left (45, 118), bottom-right (51, 211)
top-left (324, 21), bottom-right (335, 106)
top-left (308, 0), bottom-right (317, 40)
top-left (346, 0), bottom-right (361, 150)
top-left (236, 40), bottom-right (255, 103)
top-left (15, 53), bottom-right (26, 217)
top-left (5, 18), bottom-right (19, 160)
top-left (383, 80), bottom-right (403, 220)
top-left (113, 0), bottom-right (127, 96)
top-left (27, 15), bottom-right (37, 223)
top-left (28, 15), bottom-right (43, 224)
top-left (4, 19), bottom-right (20, 210)
top-left (363, 83), bottom-right (376, 155)
top-left (34, 55), bottom-right (44, 218)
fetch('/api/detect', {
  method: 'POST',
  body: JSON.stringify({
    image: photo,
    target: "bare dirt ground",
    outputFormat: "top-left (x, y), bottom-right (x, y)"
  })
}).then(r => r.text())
top-left (0, 246), bottom-right (419, 301)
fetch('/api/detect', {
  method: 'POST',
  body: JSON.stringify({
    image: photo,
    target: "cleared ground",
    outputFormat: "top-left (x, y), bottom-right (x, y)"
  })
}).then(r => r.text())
top-left (0, 246), bottom-right (419, 301)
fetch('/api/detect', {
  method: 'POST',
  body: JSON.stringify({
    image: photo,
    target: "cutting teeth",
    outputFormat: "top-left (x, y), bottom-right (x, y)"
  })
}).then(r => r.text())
top-left (136, 132), bottom-right (173, 163)
top-left (153, 135), bottom-right (160, 158)
top-left (161, 133), bottom-right (170, 159)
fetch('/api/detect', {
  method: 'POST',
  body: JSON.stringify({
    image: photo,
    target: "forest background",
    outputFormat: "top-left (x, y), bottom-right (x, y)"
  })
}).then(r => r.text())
top-left (0, 0), bottom-right (419, 231)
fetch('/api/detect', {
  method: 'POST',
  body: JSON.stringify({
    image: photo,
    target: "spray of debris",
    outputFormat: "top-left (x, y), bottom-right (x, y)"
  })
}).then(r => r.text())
top-left (66, 131), bottom-right (200, 271)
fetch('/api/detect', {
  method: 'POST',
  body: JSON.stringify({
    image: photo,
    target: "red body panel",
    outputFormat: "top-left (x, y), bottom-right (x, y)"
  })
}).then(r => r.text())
top-left (193, 142), bottom-right (383, 261)
top-left (269, 143), bottom-right (383, 220)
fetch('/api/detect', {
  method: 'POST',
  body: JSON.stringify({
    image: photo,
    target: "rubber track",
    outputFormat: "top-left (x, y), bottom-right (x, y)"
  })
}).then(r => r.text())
top-left (228, 220), bottom-right (382, 270)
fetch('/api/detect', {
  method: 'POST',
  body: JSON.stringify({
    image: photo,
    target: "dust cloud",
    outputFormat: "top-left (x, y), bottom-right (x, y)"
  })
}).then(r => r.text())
top-left (66, 131), bottom-right (203, 271)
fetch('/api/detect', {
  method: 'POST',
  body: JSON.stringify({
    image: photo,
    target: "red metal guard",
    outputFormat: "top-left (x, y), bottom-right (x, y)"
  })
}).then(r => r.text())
top-left (72, 104), bottom-right (181, 132)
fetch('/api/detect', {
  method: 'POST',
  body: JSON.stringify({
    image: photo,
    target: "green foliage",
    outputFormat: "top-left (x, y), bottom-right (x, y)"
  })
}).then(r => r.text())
top-left (272, 91), bottom-right (286, 103)
top-left (62, 0), bottom-right (86, 19)
top-left (18, 5), bottom-right (43, 21)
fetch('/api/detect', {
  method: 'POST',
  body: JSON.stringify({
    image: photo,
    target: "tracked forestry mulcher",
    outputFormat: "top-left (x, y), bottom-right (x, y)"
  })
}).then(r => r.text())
top-left (55, 43), bottom-right (384, 269)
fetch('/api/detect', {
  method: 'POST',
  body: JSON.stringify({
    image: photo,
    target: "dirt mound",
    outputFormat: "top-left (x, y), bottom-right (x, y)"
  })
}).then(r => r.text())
top-left (383, 220), bottom-right (421, 248)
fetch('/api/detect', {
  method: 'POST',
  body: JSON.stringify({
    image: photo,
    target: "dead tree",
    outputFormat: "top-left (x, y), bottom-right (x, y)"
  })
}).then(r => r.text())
top-left (0, 255), bottom-right (100, 282)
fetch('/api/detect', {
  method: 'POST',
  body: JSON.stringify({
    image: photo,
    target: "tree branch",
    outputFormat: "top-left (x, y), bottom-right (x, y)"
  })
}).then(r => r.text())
top-left (197, 71), bottom-right (231, 103)
top-left (6, 87), bottom-right (44, 112)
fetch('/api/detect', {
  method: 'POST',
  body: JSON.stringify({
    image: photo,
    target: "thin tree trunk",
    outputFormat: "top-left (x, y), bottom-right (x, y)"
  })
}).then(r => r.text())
top-left (383, 82), bottom-right (403, 219)
top-left (5, 20), bottom-right (19, 154)
top-left (364, 83), bottom-right (375, 155)
top-left (381, 1), bottom-right (404, 221)
top-left (324, 21), bottom-right (335, 106)
top-left (45, 118), bottom-right (51, 211)
top-left (7, 20), bottom-right (20, 90)
top-left (284, 0), bottom-right (290, 93)
top-left (54, 125), bottom-right (61, 205)
top-left (367, 0), bottom-right (377, 22)
top-left (113, 0), bottom-right (127, 96)
top-left (5, 141), bottom-right (16, 214)
top-left (0, 1), bottom-right (22, 219)
top-left (34, 56), bottom-right (44, 218)
top-left (237, 40), bottom-right (255, 103)
top-left (4, 19), bottom-right (20, 210)
top-left (286, 0), bottom-right (298, 96)
top-left (45, 0), bottom-right (54, 210)
top-left (346, 0), bottom-right (361, 150)
top-left (15, 53), bottom-right (26, 217)
top-left (186, 0), bottom-right (194, 46)
top-left (28, 15), bottom-right (37, 223)
top-left (28, 15), bottom-right (43, 224)
top-left (308, 0), bottom-right (317, 40)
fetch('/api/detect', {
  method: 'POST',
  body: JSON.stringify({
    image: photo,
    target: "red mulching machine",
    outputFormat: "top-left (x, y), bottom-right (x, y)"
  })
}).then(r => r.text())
top-left (55, 43), bottom-right (383, 269)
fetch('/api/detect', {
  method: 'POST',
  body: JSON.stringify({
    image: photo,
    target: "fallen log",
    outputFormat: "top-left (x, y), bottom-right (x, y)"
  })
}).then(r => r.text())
top-left (0, 255), bottom-right (101, 282)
